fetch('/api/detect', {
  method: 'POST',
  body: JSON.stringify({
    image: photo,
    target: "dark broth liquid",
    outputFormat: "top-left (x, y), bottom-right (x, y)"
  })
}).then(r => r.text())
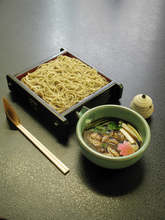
top-left (83, 117), bottom-right (142, 157)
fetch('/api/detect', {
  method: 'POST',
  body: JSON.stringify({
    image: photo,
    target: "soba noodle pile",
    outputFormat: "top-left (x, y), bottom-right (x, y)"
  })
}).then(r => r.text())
top-left (21, 55), bottom-right (108, 113)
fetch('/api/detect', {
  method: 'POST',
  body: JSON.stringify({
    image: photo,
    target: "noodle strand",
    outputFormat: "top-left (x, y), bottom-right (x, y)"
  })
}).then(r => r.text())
top-left (21, 55), bottom-right (108, 113)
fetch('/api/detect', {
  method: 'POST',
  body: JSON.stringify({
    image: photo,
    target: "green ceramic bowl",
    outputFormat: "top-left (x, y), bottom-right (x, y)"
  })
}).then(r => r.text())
top-left (76, 105), bottom-right (151, 169)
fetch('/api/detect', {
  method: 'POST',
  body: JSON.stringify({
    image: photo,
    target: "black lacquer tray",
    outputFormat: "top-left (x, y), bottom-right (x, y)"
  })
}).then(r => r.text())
top-left (6, 48), bottom-right (123, 126)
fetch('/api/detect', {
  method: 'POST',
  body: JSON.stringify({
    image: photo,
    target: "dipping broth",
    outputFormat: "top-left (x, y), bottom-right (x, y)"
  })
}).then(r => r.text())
top-left (83, 118), bottom-right (143, 157)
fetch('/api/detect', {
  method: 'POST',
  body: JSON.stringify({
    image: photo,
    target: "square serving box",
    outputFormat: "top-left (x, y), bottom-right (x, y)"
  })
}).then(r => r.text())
top-left (6, 48), bottom-right (123, 126)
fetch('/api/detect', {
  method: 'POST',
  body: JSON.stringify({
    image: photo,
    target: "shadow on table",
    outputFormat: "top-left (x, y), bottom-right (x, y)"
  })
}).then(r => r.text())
top-left (7, 93), bottom-right (77, 146)
top-left (78, 154), bottom-right (145, 196)
top-left (8, 93), bottom-right (121, 146)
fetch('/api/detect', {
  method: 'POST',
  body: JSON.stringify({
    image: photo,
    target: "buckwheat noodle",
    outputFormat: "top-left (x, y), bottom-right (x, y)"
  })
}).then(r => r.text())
top-left (21, 55), bottom-right (108, 113)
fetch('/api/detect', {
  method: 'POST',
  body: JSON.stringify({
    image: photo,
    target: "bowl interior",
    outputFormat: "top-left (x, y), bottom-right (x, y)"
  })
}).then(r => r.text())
top-left (77, 105), bottom-right (151, 160)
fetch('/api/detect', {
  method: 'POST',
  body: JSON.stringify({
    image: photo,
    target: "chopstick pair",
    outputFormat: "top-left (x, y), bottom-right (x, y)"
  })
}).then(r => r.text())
top-left (2, 98), bottom-right (70, 175)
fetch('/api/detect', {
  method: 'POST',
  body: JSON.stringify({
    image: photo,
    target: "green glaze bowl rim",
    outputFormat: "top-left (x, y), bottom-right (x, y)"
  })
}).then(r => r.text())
top-left (76, 104), bottom-right (151, 161)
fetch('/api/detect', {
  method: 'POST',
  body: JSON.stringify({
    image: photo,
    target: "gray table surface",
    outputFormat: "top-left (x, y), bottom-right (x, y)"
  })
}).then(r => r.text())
top-left (0, 0), bottom-right (165, 220)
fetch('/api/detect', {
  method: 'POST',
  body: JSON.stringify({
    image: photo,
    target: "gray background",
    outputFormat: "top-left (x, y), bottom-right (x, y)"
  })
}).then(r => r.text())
top-left (0, 0), bottom-right (165, 219)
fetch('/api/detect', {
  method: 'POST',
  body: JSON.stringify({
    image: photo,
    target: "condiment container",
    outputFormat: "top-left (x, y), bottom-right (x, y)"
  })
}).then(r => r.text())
top-left (130, 94), bottom-right (154, 119)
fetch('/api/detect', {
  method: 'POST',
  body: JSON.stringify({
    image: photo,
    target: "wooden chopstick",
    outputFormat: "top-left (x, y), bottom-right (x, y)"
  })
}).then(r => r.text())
top-left (2, 97), bottom-right (69, 175)
top-left (17, 124), bottom-right (70, 175)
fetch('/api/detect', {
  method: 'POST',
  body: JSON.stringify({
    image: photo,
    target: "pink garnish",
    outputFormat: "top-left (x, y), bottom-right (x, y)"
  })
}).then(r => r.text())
top-left (117, 141), bottom-right (135, 156)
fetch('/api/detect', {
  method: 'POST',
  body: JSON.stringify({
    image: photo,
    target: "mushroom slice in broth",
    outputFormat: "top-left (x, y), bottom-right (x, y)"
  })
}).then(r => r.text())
top-left (83, 117), bottom-right (143, 157)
